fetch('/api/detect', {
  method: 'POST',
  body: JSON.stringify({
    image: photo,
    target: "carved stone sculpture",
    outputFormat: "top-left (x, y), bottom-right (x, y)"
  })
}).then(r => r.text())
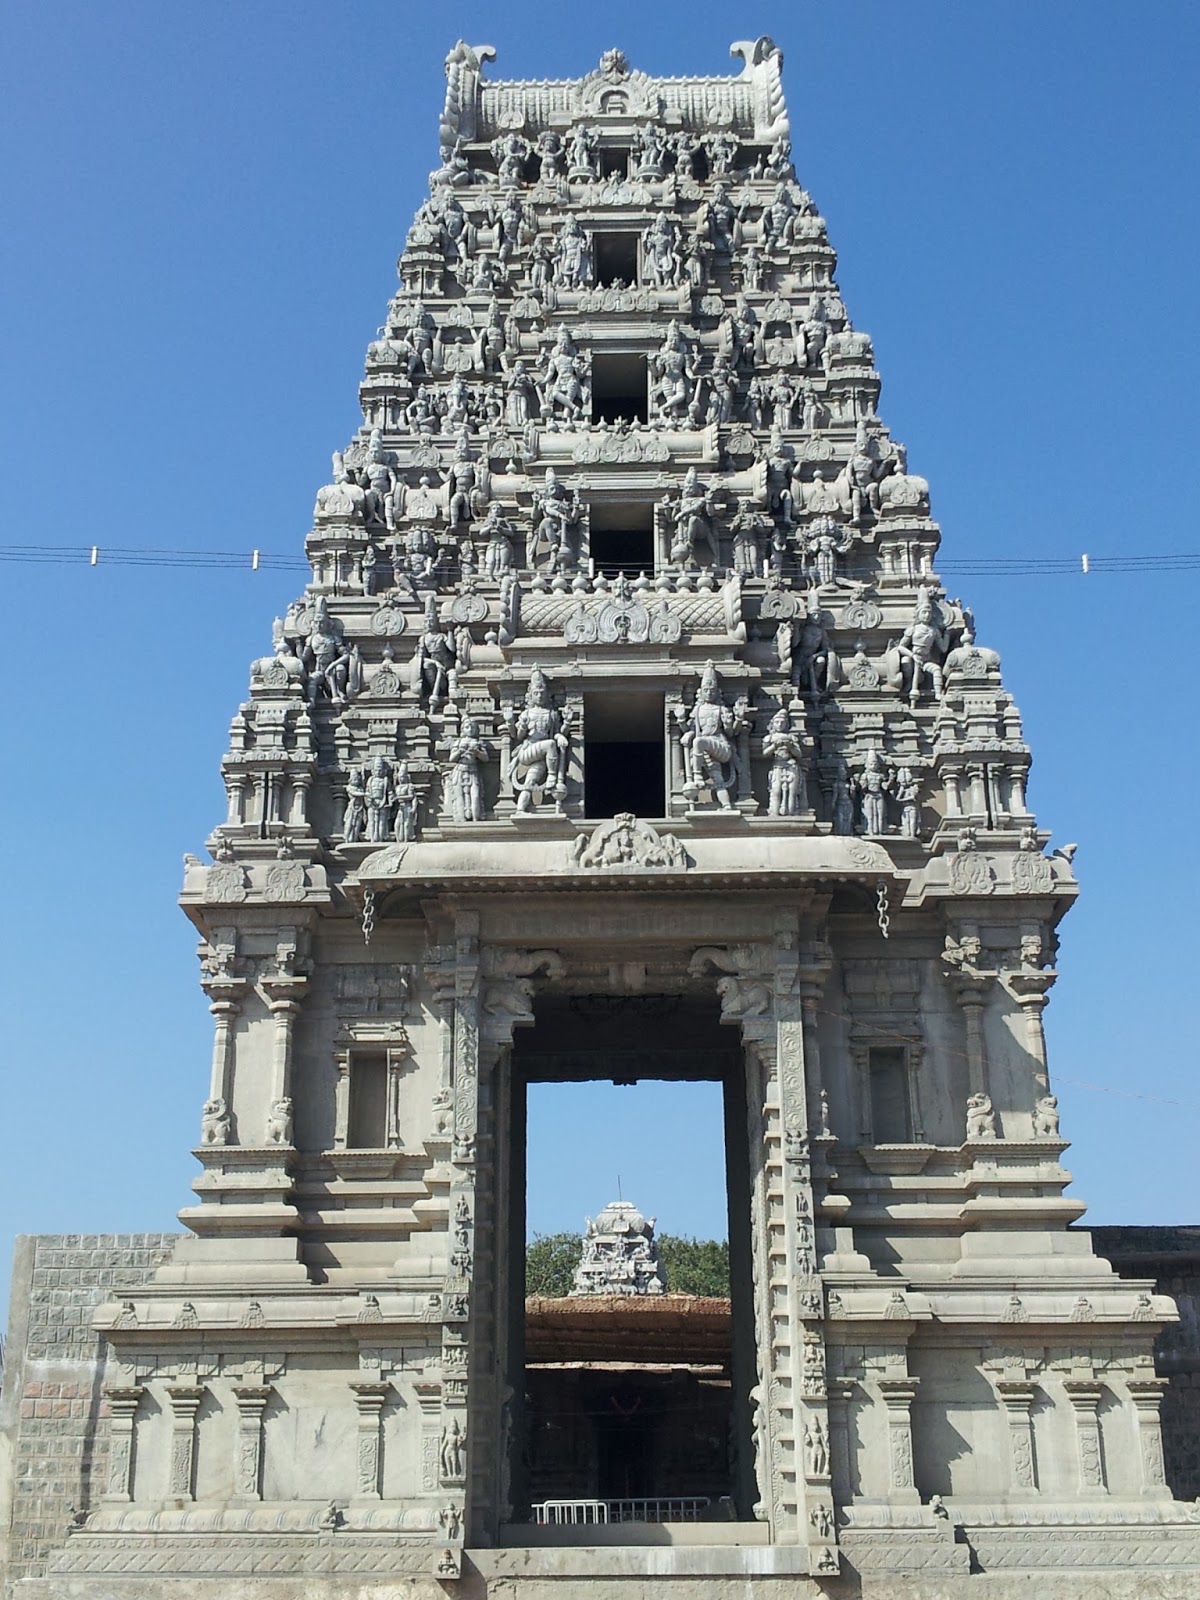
top-left (445, 719), bottom-right (491, 822)
top-left (965, 1092), bottom-right (997, 1141)
top-left (763, 708), bottom-right (807, 816)
top-left (571, 1200), bottom-right (666, 1297)
top-left (678, 661), bottom-right (747, 810)
top-left (507, 667), bottom-right (569, 813)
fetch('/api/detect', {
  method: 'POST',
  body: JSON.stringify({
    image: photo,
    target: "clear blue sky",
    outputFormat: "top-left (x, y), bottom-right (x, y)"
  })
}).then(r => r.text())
top-left (2, 3), bottom-right (1198, 1318)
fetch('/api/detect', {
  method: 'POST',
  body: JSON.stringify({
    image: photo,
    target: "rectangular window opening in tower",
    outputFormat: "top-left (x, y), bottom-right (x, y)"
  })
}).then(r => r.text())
top-left (348, 1051), bottom-right (388, 1148)
top-left (583, 691), bottom-right (665, 820)
top-left (589, 500), bottom-right (654, 577)
top-left (509, 994), bottom-right (757, 1526)
top-left (593, 232), bottom-right (639, 288)
top-left (591, 351), bottom-right (648, 423)
top-left (599, 147), bottom-right (629, 181)
top-left (869, 1047), bottom-right (913, 1144)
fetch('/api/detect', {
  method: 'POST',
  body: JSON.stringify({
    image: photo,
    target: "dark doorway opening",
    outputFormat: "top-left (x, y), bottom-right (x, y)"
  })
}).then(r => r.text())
top-left (506, 993), bottom-right (757, 1525)
top-left (590, 501), bottom-right (655, 577)
top-left (584, 691), bottom-right (665, 819)
top-left (591, 352), bottom-right (648, 423)
top-left (599, 149), bottom-right (629, 181)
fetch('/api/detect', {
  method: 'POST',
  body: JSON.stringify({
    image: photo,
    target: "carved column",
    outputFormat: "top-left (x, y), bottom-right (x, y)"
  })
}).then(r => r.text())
top-left (102, 1386), bottom-right (143, 1502)
top-left (952, 974), bottom-right (992, 1100)
top-left (1063, 1380), bottom-right (1107, 1494)
top-left (414, 1379), bottom-right (444, 1494)
top-left (232, 1385), bottom-right (271, 1501)
top-left (876, 1377), bottom-right (920, 1503)
top-left (965, 761), bottom-right (987, 822)
top-left (449, 913), bottom-right (481, 1537)
top-left (995, 1380), bottom-right (1038, 1492)
top-left (224, 773), bottom-right (248, 827)
top-left (351, 1381), bottom-right (390, 1500)
top-left (1127, 1378), bottom-right (1170, 1497)
top-left (290, 768), bottom-right (313, 827)
top-left (333, 1048), bottom-right (352, 1148)
top-left (1006, 969), bottom-right (1056, 1093)
top-left (165, 1385), bottom-right (205, 1501)
top-left (827, 1380), bottom-right (856, 1503)
top-left (260, 945), bottom-right (308, 1122)
top-left (386, 1045), bottom-right (404, 1148)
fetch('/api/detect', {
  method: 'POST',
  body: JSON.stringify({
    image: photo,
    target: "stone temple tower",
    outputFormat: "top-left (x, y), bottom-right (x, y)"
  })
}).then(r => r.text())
top-left (5, 38), bottom-right (1200, 1600)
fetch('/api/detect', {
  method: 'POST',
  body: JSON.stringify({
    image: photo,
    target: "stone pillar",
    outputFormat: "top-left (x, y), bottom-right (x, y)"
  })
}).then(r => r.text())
top-left (386, 1046), bottom-right (404, 1148)
top-left (351, 1381), bottom-right (390, 1500)
top-left (225, 773), bottom-right (248, 827)
top-left (995, 1380), bottom-right (1038, 1492)
top-left (165, 1385), bottom-right (205, 1501)
top-left (942, 765), bottom-right (963, 817)
top-left (333, 1048), bottom-right (351, 1148)
top-left (952, 975), bottom-right (991, 1100)
top-left (261, 948), bottom-right (307, 1121)
top-left (1006, 970), bottom-right (1056, 1093)
top-left (102, 1386), bottom-right (143, 1503)
top-left (1127, 1378), bottom-right (1170, 1497)
top-left (1063, 1380), bottom-right (1107, 1494)
top-left (965, 762), bottom-right (988, 821)
top-left (290, 768), bottom-right (313, 827)
top-left (827, 1380), bottom-right (856, 1502)
top-left (876, 1378), bottom-right (920, 1503)
top-left (414, 1379), bottom-right (444, 1493)
top-left (232, 1385), bottom-right (271, 1501)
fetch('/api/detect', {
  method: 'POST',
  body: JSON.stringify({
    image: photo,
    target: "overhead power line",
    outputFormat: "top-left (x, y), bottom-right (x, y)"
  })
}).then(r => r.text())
top-left (2, 542), bottom-right (1200, 579)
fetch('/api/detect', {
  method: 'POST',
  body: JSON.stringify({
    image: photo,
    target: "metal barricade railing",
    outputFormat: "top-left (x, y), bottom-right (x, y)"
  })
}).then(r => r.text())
top-left (533, 1496), bottom-right (710, 1526)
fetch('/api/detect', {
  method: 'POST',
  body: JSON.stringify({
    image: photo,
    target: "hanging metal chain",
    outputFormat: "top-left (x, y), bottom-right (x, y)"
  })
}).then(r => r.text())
top-left (361, 888), bottom-right (376, 947)
top-left (876, 879), bottom-right (891, 940)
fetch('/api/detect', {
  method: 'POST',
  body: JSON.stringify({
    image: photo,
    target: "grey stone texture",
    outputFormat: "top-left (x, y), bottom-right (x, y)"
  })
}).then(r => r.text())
top-left (4, 35), bottom-right (1200, 1600)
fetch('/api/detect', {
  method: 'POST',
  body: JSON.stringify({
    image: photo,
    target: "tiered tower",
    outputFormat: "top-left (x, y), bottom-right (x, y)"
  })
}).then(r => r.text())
top-left (9, 38), bottom-right (1200, 1600)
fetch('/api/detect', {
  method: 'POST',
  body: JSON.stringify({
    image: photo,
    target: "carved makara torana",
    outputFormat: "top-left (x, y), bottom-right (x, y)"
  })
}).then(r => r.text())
top-left (6, 36), bottom-right (1195, 1600)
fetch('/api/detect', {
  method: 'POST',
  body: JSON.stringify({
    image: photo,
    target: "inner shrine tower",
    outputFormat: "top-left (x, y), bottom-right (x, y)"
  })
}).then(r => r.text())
top-left (5, 38), bottom-right (1199, 1600)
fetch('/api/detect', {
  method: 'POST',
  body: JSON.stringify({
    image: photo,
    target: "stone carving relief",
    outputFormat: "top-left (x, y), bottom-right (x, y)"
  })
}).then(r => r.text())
top-left (571, 814), bottom-right (689, 870)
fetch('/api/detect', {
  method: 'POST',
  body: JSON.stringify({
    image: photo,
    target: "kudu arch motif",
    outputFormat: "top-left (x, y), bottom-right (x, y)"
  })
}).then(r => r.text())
top-left (7, 36), bottom-right (1196, 1600)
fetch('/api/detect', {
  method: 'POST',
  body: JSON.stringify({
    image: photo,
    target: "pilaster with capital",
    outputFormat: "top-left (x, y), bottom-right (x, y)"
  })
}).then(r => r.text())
top-left (102, 1386), bottom-right (143, 1502)
top-left (232, 1385), bottom-right (272, 1500)
top-left (995, 1379), bottom-right (1038, 1492)
top-left (1063, 1380), bottom-right (1107, 1494)
top-left (876, 1376), bottom-right (920, 1502)
top-left (259, 936), bottom-right (309, 1122)
top-left (165, 1385), bottom-right (205, 1501)
top-left (1127, 1378), bottom-right (1170, 1497)
top-left (350, 1380), bottom-right (390, 1499)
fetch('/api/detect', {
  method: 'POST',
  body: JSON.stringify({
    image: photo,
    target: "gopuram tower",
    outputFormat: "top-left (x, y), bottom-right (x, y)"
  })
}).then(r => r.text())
top-left (5, 38), bottom-right (1200, 1600)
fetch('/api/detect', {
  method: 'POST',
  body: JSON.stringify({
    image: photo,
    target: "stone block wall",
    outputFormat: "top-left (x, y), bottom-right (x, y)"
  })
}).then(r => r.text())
top-left (1089, 1225), bottom-right (1200, 1500)
top-left (0, 1233), bottom-right (178, 1589)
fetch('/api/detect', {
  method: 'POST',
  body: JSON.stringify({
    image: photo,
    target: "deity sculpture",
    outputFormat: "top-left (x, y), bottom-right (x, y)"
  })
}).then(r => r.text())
top-left (554, 216), bottom-right (593, 287)
top-left (791, 603), bottom-right (842, 698)
top-left (530, 468), bottom-right (582, 570)
top-left (763, 709), bottom-right (808, 816)
top-left (536, 130), bottom-right (564, 181)
top-left (446, 435), bottom-right (490, 530)
top-left (313, 453), bottom-right (366, 524)
top-left (894, 766), bottom-right (920, 838)
top-left (361, 429), bottom-right (399, 532)
top-left (649, 320), bottom-right (696, 424)
top-left (504, 360), bottom-right (538, 428)
top-left (303, 598), bottom-right (361, 706)
top-left (507, 668), bottom-right (570, 813)
top-left (445, 719), bottom-right (491, 822)
top-left (479, 502), bottom-right (516, 578)
top-left (642, 214), bottom-right (680, 286)
top-left (666, 467), bottom-right (723, 567)
top-left (364, 756), bottom-right (396, 843)
top-left (830, 757), bottom-right (855, 836)
top-left (707, 352), bottom-right (739, 424)
top-left (633, 122), bottom-right (668, 178)
top-left (342, 763), bottom-right (367, 842)
top-left (394, 759), bottom-right (418, 842)
top-left (491, 132), bottom-right (528, 188)
top-left (537, 325), bottom-right (587, 423)
top-left (412, 597), bottom-right (458, 707)
top-left (567, 124), bottom-right (599, 180)
top-left (678, 661), bottom-right (747, 811)
top-left (857, 748), bottom-right (891, 836)
top-left (806, 515), bottom-right (855, 589)
top-left (886, 588), bottom-right (948, 705)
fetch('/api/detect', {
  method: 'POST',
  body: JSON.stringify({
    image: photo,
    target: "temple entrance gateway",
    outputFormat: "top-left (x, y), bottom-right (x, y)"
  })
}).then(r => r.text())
top-left (508, 994), bottom-right (756, 1524)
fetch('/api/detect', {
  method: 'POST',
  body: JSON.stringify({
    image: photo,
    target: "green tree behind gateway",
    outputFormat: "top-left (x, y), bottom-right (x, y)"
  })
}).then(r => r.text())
top-left (525, 1233), bottom-right (730, 1298)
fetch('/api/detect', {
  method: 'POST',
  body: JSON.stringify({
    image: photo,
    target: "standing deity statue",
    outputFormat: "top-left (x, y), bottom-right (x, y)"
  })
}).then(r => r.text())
top-left (364, 756), bottom-right (396, 843)
top-left (507, 668), bottom-right (570, 813)
top-left (894, 766), bottom-right (920, 839)
top-left (649, 320), bottom-right (696, 424)
top-left (412, 597), bottom-right (458, 707)
top-left (838, 422), bottom-right (885, 525)
top-left (491, 132), bottom-right (528, 188)
top-left (698, 183), bottom-right (737, 252)
top-left (537, 325), bottom-right (587, 424)
top-left (830, 758), bottom-right (856, 836)
top-left (394, 759), bottom-right (418, 842)
top-left (642, 214), bottom-right (681, 286)
top-left (536, 130), bottom-right (565, 181)
top-left (742, 246), bottom-right (766, 293)
top-left (567, 124), bottom-right (599, 180)
top-left (445, 718), bottom-right (491, 822)
top-left (479, 502), bottom-right (516, 578)
top-left (504, 360), bottom-right (539, 428)
top-left (805, 515), bottom-right (855, 589)
top-left (446, 435), bottom-right (490, 530)
top-left (856, 748), bottom-right (891, 836)
top-left (361, 429), bottom-right (399, 532)
top-left (667, 467), bottom-right (723, 568)
top-left (763, 709), bottom-right (808, 816)
top-left (678, 661), bottom-right (747, 811)
top-left (527, 235), bottom-right (554, 293)
top-left (633, 122), bottom-right (668, 178)
top-left (705, 130), bottom-right (740, 177)
top-left (554, 216), bottom-right (593, 287)
top-left (342, 762), bottom-right (368, 842)
top-left (706, 353), bottom-right (740, 424)
top-left (493, 191), bottom-right (528, 268)
top-left (530, 468), bottom-right (582, 570)
top-left (729, 505), bottom-right (770, 578)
